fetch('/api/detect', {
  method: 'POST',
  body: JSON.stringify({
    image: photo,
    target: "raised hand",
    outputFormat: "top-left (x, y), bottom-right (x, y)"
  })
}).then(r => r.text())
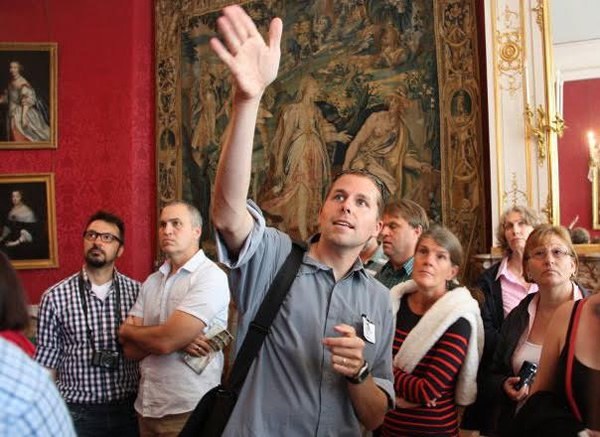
top-left (210, 5), bottom-right (282, 101)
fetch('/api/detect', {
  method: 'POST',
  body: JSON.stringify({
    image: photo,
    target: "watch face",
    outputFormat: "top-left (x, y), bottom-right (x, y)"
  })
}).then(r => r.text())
top-left (357, 362), bottom-right (369, 379)
top-left (348, 361), bottom-right (369, 384)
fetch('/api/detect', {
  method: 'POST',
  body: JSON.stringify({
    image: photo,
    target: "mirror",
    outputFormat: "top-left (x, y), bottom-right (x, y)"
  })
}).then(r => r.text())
top-left (551, 0), bottom-right (600, 244)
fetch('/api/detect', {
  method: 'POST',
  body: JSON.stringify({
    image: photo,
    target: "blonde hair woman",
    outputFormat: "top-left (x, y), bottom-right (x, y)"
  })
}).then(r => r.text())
top-left (484, 225), bottom-right (589, 436)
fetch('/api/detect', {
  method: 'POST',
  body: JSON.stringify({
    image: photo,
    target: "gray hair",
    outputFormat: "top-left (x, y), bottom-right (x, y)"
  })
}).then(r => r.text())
top-left (162, 201), bottom-right (203, 228)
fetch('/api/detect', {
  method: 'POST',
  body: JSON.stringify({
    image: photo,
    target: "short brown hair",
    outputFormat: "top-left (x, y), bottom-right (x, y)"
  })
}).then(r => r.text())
top-left (328, 169), bottom-right (389, 218)
top-left (417, 225), bottom-right (464, 268)
top-left (0, 252), bottom-right (29, 331)
top-left (384, 199), bottom-right (429, 232)
top-left (497, 205), bottom-right (544, 254)
top-left (522, 224), bottom-right (579, 281)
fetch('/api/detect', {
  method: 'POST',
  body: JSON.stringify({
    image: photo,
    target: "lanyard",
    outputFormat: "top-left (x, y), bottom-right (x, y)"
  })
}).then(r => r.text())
top-left (77, 272), bottom-right (122, 352)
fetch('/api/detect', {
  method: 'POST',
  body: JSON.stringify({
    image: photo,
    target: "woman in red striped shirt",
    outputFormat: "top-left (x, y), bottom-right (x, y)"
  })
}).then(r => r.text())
top-left (383, 226), bottom-right (483, 436)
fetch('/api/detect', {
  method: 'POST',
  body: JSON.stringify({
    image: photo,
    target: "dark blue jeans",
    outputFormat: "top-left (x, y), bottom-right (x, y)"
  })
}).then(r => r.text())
top-left (67, 399), bottom-right (138, 437)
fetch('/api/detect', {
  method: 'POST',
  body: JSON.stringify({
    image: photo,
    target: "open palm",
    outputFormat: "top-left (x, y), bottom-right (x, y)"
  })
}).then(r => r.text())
top-left (210, 5), bottom-right (282, 100)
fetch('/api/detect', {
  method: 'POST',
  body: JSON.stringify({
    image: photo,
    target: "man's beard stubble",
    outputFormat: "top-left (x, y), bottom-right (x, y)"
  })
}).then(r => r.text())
top-left (85, 248), bottom-right (109, 268)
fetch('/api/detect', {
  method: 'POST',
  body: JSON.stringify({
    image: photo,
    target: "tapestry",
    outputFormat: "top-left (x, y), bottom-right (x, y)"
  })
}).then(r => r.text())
top-left (155, 0), bottom-right (487, 277)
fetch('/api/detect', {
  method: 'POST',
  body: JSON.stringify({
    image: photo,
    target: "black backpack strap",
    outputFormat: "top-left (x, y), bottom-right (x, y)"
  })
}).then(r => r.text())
top-left (227, 242), bottom-right (305, 392)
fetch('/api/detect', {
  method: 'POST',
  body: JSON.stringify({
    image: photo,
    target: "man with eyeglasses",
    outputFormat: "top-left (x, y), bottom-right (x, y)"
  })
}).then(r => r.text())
top-left (35, 210), bottom-right (141, 437)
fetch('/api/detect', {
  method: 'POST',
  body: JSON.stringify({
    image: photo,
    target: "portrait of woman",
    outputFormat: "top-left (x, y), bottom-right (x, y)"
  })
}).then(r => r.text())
top-left (0, 60), bottom-right (50, 142)
top-left (0, 44), bottom-right (56, 148)
top-left (0, 174), bottom-right (56, 267)
top-left (0, 189), bottom-right (42, 260)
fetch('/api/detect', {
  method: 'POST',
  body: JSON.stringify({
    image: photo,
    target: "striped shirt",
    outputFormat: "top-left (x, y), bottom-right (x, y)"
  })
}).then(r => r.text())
top-left (35, 268), bottom-right (140, 404)
top-left (0, 338), bottom-right (76, 436)
top-left (383, 295), bottom-right (471, 436)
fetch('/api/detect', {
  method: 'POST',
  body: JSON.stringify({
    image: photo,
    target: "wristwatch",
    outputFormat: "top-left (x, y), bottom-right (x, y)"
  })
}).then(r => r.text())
top-left (346, 360), bottom-right (370, 384)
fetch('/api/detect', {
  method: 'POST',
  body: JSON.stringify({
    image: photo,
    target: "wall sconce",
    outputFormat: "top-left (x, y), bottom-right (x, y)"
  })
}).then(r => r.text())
top-left (525, 104), bottom-right (566, 166)
top-left (587, 130), bottom-right (600, 180)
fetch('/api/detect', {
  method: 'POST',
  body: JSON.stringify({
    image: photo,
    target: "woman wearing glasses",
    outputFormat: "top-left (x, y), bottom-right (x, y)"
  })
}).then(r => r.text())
top-left (484, 225), bottom-right (589, 436)
top-left (512, 287), bottom-right (600, 436)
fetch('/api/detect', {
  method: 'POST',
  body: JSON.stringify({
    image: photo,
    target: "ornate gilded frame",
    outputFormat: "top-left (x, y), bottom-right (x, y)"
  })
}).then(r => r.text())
top-left (154, 0), bottom-right (487, 277)
top-left (0, 43), bottom-right (58, 149)
top-left (0, 172), bottom-right (58, 269)
top-left (594, 168), bottom-right (600, 230)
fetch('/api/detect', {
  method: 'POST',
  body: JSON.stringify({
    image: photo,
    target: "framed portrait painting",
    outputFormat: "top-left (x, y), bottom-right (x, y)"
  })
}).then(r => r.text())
top-left (0, 173), bottom-right (58, 269)
top-left (0, 42), bottom-right (57, 149)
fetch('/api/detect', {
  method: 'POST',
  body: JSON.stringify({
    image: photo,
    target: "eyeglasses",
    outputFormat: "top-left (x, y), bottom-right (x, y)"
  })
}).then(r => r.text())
top-left (529, 247), bottom-right (572, 261)
top-left (83, 230), bottom-right (122, 244)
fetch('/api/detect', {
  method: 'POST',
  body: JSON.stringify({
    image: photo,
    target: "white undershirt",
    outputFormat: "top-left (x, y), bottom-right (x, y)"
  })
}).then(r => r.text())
top-left (512, 339), bottom-right (542, 376)
top-left (91, 280), bottom-right (113, 301)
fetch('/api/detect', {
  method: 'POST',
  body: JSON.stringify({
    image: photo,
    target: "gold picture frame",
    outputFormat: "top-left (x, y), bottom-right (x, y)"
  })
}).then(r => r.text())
top-left (0, 173), bottom-right (58, 269)
top-left (0, 42), bottom-right (57, 149)
top-left (593, 167), bottom-right (600, 230)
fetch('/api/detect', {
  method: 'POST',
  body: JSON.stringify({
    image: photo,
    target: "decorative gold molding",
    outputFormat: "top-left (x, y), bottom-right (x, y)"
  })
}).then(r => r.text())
top-left (495, 5), bottom-right (524, 96)
top-left (593, 167), bottom-right (600, 230)
top-left (524, 104), bottom-right (565, 165)
top-left (532, 0), bottom-right (544, 33)
top-left (503, 172), bottom-right (528, 206)
top-left (540, 0), bottom-right (561, 226)
top-left (541, 191), bottom-right (553, 224)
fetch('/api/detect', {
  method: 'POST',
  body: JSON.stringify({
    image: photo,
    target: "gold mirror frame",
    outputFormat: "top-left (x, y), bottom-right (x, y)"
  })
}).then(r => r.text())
top-left (540, 0), bottom-right (561, 227)
top-left (594, 167), bottom-right (600, 230)
top-left (545, 0), bottom-right (600, 252)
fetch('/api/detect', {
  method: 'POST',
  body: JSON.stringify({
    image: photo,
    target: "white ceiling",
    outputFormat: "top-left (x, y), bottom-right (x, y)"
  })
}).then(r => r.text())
top-left (551, 0), bottom-right (600, 44)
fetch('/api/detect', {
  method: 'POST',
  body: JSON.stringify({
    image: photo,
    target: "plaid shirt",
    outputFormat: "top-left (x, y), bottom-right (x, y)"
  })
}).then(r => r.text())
top-left (375, 256), bottom-right (414, 289)
top-left (1, 338), bottom-right (76, 436)
top-left (35, 268), bottom-right (141, 404)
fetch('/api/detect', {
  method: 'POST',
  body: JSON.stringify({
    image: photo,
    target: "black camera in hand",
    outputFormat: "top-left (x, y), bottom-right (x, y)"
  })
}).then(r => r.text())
top-left (91, 350), bottom-right (120, 370)
top-left (514, 360), bottom-right (537, 390)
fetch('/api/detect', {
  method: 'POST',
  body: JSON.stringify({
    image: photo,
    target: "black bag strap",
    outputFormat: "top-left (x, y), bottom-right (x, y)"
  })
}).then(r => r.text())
top-left (227, 242), bottom-right (305, 392)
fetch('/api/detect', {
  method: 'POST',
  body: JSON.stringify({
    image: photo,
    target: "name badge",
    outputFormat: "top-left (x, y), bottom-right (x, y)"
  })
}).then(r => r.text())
top-left (362, 314), bottom-right (376, 344)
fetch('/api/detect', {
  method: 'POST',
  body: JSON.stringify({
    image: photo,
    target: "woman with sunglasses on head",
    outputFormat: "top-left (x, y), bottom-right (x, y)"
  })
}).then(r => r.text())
top-left (382, 226), bottom-right (483, 436)
top-left (484, 225), bottom-right (589, 436)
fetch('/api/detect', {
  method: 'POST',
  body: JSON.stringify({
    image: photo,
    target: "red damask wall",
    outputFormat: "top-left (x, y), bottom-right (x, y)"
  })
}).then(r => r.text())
top-left (559, 78), bottom-right (600, 238)
top-left (0, 0), bottom-right (156, 302)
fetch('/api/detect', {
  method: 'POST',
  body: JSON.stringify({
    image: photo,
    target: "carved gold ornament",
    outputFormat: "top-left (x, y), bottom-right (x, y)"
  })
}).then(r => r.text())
top-left (496, 6), bottom-right (524, 95)
top-left (503, 172), bottom-right (528, 206)
top-left (525, 104), bottom-right (565, 165)
top-left (532, 0), bottom-right (544, 32)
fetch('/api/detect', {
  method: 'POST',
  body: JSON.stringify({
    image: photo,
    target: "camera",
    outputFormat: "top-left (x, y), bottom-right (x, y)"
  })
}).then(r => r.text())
top-left (91, 350), bottom-right (120, 370)
top-left (514, 360), bottom-right (537, 390)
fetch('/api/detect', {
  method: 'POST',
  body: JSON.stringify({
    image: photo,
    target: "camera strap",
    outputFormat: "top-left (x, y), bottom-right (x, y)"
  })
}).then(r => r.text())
top-left (78, 271), bottom-right (122, 353)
